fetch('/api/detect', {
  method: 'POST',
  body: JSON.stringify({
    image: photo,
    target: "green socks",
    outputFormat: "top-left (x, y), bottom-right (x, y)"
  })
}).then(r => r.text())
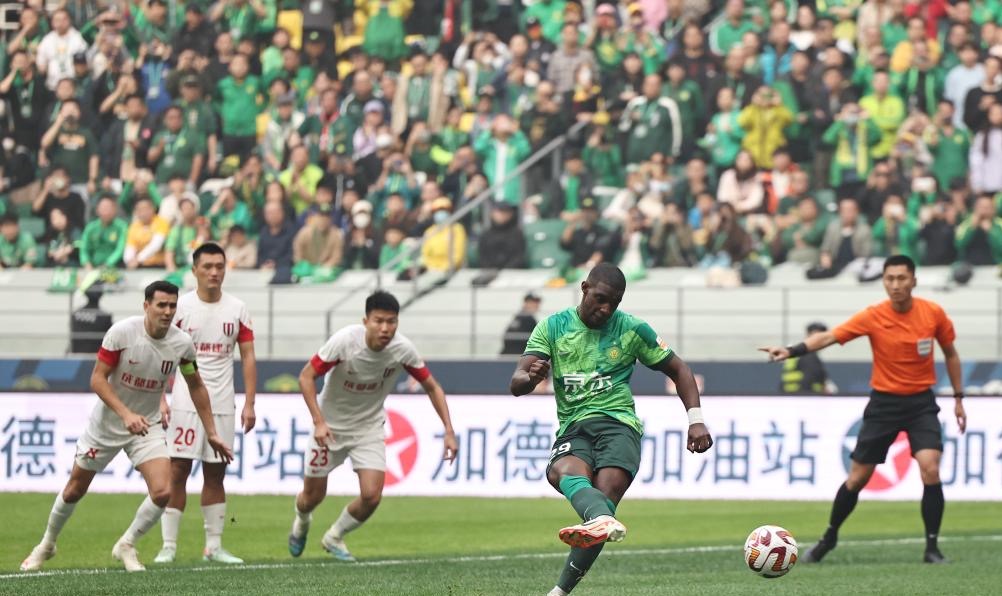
top-left (555, 476), bottom-right (617, 593)
top-left (559, 475), bottom-right (615, 522)
top-left (557, 543), bottom-right (605, 593)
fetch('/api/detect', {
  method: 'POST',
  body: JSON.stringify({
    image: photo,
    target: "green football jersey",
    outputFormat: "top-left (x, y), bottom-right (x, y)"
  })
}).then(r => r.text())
top-left (524, 308), bottom-right (674, 436)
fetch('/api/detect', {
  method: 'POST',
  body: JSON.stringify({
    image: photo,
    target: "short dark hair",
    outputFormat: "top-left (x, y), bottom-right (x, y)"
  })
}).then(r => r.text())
top-left (586, 263), bottom-right (627, 292)
top-left (0, 213), bottom-right (18, 227)
top-left (365, 291), bottom-right (400, 315)
top-left (145, 280), bottom-right (179, 301)
top-left (883, 254), bottom-right (916, 275)
top-left (192, 242), bottom-right (226, 264)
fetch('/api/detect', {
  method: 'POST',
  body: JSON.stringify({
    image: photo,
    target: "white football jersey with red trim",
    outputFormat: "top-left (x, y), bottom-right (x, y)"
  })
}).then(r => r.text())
top-left (171, 291), bottom-right (254, 413)
top-left (311, 325), bottom-right (430, 437)
top-left (93, 316), bottom-right (196, 438)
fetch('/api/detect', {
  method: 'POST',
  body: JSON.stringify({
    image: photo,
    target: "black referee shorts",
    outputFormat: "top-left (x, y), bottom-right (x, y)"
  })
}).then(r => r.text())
top-left (851, 389), bottom-right (943, 464)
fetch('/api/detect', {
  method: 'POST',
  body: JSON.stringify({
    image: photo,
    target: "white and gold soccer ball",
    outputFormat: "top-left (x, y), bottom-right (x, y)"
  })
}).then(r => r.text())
top-left (743, 525), bottom-right (798, 578)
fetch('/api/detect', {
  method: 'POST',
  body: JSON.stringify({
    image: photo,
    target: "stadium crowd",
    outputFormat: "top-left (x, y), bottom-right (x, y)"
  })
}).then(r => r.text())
top-left (0, 0), bottom-right (1001, 284)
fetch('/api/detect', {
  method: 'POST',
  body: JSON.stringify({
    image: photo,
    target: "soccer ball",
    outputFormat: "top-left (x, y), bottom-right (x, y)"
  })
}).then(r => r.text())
top-left (743, 525), bottom-right (798, 578)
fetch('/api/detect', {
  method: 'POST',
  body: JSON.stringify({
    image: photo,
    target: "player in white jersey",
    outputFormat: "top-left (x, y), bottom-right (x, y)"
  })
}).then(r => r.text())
top-left (20, 281), bottom-right (232, 573)
top-left (155, 243), bottom-right (257, 565)
top-left (288, 291), bottom-right (459, 561)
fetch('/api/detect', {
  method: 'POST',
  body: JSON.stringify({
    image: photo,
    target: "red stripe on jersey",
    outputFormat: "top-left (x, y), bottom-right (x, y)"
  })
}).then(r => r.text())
top-left (97, 347), bottom-right (122, 367)
top-left (404, 364), bottom-right (431, 382)
top-left (310, 355), bottom-right (339, 376)
top-left (237, 321), bottom-right (254, 342)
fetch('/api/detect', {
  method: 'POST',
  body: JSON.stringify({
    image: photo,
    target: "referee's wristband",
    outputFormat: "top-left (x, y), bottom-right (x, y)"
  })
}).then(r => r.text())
top-left (954, 392), bottom-right (965, 399)
top-left (687, 407), bottom-right (705, 426)
top-left (786, 342), bottom-right (808, 358)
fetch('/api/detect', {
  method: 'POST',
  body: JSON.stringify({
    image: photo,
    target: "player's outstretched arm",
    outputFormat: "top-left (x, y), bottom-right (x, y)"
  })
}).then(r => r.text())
top-left (510, 355), bottom-right (550, 396)
top-left (182, 363), bottom-right (234, 463)
top-left (759, 330), bottom-right (838, 362)
top-left (238, 340), bottom-right (258, 433)
top-left (419, 375), bottom-right (458, 463)
top-left (91, 359), bottom-right (151, 436)
top-left (940, 342), bottom-right (967, 433)
top-left (656, 355), bottom-right (713, 454)
top-left (298, 361), bottom-right (335, 448)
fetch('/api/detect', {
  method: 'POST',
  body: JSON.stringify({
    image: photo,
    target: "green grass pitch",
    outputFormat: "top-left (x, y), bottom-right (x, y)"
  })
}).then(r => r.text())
top-left (2, 493), bottom-right (1000, 595)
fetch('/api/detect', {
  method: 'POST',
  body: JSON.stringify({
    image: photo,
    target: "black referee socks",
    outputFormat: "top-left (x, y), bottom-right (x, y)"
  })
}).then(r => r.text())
top-left (922, 483), bottom-right (945, 550)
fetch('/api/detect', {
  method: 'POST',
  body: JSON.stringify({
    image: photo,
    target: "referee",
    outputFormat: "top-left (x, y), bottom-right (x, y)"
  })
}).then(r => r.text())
top-left (760, 255), bottom-right (967, 564)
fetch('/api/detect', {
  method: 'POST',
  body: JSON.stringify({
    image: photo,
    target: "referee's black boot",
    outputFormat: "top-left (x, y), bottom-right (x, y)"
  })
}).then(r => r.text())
top-left (923, 548), bottom-right (948, 564)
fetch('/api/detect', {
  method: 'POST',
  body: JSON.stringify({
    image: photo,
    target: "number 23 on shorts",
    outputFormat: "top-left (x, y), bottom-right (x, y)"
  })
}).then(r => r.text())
top-left (309, 448), bottom-right (330, 467)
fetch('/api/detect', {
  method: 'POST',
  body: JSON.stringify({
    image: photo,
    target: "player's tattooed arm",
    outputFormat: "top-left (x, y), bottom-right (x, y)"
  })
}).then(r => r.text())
top-left (419, 375), bottom-right (458, 463)
top-left (510, 355), bottom-right (550, 396)
top-left (91, 359), bottom-right (151, 436)
top-left (656, 355), bottom-right (713, 454)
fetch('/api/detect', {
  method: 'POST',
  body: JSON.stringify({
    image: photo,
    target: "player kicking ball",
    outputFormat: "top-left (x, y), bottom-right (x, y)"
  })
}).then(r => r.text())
top-left (510, 263), bottom-right (713, 596)
top-left (155, 243), bottom-right (257, 565)
top-left (288, 291), bottom-right (458, 561)
top-left (20, 281), bottom-right (232, 572)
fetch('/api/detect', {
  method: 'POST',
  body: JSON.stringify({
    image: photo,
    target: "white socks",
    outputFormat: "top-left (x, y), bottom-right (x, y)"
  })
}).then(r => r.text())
top-left (121, 496), bottom-right (165, 545)
top-left (161, 507), bottom-right (182, 549)
top-left (326, 507), bottom-right (363, 541)
top-left (292, 504), bottom-right (312, 538)
top-left (41, 493), bottom-right (77, 547)
top-left (203, 503), bottom-right (226, 552)
top-left (548, 587), bottom-right (569, 596)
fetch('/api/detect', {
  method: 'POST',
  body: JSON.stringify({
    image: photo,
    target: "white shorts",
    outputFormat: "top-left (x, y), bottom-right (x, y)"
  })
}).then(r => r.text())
top-left (168, 410), bottom-right (235, 464)
top-left (74, 424), bottom-right (169, 472)
top-left (304, 433), bottom-right (386, 477)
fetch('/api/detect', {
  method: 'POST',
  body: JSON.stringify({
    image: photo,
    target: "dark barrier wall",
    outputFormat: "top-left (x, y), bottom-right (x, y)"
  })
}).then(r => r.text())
top-left (1, 359), bottom-right (1000, 395)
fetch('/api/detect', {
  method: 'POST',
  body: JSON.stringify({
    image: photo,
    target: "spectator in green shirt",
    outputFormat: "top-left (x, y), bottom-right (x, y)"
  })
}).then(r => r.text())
top-left (0, 214), bottom-right (39, 269)
top-left (956, 194), bottom-right (1002, 265)
top-left (79, 196), bottom-right (128, 270)
top-left (39, 99), bottom-right (99, 196)
top-left (928, 100), bottom-right (970, 192)
top-left (214, 53), bottom-right (262, 161)
top-left (148, 105), bottom-right (206, 186)
top-left (208, 186), bottom-right (253, 239)
top-left (175, 75), bottom-right (219, 177)
top-left (872, 195), bottom-right (920, 261)
top-left (210, 0), bottom-right (267, 42)
top-left (710, 0), bottom-right (760, 55)
top-left (363, 1), bottom-right (407, 64)
top-left (164, 195), bottom-right (203, 272)
top-left (522, 0), bottom-right (567, 44)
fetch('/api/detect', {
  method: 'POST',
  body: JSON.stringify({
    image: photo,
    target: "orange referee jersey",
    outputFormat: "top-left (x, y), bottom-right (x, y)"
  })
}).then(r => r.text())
top-left (832, 297), bottom-right (956, 395)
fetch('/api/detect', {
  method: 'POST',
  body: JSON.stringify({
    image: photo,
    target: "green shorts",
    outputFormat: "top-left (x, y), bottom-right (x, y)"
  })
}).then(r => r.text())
top-left (546, 416), bottom-right (643, 479)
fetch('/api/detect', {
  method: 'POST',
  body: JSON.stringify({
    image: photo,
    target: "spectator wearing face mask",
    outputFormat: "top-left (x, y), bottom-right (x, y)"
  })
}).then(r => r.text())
top-left (421, 197), bottom-right (466, 273)
top-left (343, 200), bottom-right (381, 270)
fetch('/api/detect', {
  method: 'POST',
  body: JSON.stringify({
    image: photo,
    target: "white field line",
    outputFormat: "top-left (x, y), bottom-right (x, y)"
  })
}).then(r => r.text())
top-left (3, 534), bottom-right (1001, 581)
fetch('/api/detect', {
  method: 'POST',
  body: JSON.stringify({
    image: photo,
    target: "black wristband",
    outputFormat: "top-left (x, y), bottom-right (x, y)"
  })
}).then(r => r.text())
top-left (787, 342), bottom-right (808, 358)
top-left (954, 392), bottom-right (965, 399)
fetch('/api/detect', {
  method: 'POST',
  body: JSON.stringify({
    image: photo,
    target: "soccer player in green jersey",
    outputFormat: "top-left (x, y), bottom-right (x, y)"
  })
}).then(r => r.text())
top-left (510, 263), bottom-right (713, 596)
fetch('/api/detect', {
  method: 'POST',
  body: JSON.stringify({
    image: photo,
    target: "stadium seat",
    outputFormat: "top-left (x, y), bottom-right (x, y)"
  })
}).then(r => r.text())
top-left (19, 215), bottom-right (45, 240)
top-left (523, 219), bottom-right (569, 270)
